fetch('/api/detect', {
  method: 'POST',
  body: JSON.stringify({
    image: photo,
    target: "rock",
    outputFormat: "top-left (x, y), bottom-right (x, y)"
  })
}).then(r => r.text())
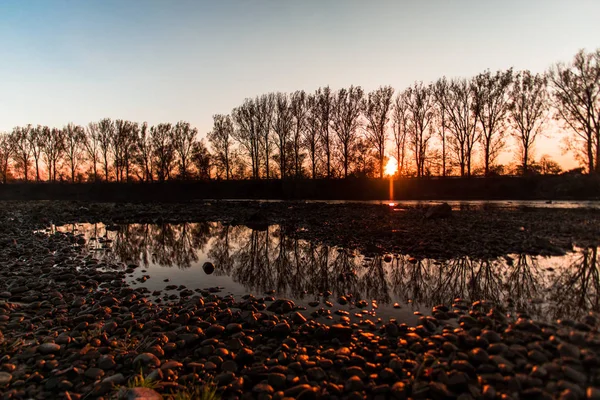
top-left (84, 367), bottom-right (105, 380)
top-left (345, 376), bottom-right (364, 392)
top-left (119, 387), bottom-right (162, 400)
top-left (307, 367), bottom-right (327, 381)
top-left (133, 353), bottom-right (161, 369)
top-left (0, 372), bottom-right (12, 386)
top-left (38, 343), bottom-right (61, 354)
top-left (102, 373), bottom-right (125, 385)
top-left (558, 343), bottom-right (581, 359)
top-left (202, 262), bottom-right (215, 275)
top-left (97, 355), bottom-right (116, 370)
top-left (268, 373), bottom-right (287, 389)
top-left (253, 383), bottom-right (274, 394)
top-left (391, 381), bottom-right (407, 399)
top-left (587, 387), bottom-right (600, 400)
top-left (425, 203), bottom-right (452, 219)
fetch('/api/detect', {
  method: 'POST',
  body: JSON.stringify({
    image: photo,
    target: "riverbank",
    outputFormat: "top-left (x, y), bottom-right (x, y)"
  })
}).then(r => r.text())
top-left (0, 201), bottom-right (599, 399)
top-left (0, 175), bottom-right (599, 202)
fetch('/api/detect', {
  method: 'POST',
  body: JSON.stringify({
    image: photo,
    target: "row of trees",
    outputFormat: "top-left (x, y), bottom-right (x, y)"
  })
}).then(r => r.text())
top-left (0, 48), bottom-right (598, 183)
top-left (0, 120), bottom-right (211, 183)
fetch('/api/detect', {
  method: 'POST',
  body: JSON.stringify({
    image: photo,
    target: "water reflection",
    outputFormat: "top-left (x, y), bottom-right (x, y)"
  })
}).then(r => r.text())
top-left (55, 222), bottom-right (599, 322)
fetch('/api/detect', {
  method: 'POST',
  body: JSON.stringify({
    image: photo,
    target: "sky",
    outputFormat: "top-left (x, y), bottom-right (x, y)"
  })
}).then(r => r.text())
top-left (1, 0), bottom-right (599, 168)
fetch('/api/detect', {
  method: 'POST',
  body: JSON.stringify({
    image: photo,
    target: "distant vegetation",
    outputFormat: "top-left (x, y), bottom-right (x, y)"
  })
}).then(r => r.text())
top-left (0, 48), bottom-right (598, 184)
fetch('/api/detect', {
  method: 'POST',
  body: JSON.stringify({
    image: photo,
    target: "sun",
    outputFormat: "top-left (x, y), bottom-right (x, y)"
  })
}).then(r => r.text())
top-left (384, 158), bottom-right (398, 176)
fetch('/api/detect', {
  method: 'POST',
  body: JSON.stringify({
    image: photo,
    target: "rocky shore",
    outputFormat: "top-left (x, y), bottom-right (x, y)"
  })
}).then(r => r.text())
top-left (1, 201), bottom-right (599, 399)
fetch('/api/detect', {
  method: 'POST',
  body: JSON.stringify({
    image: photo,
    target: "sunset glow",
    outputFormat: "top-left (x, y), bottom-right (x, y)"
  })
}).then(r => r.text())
top-left (384, 159), bottom-right (398, 176)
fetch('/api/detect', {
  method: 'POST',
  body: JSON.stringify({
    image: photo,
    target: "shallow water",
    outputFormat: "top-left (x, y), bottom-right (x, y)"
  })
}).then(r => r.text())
top-left (51, 222), bottom-right (599, 324)
top-left (213, 199), bottom-right (600, 209)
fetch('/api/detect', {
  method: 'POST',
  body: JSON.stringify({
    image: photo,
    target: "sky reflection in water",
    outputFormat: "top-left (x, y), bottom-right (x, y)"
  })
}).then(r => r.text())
top-left (53, 222), bottom-right (599, 324)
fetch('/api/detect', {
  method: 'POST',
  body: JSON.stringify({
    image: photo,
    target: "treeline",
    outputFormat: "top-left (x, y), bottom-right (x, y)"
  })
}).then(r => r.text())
top-left (0, 48), bottom-right (598, 184)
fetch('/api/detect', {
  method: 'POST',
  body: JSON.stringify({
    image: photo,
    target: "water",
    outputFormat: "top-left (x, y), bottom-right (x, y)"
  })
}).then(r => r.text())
top-left (211, 199), bottom-right (600, 209)
top-left (50, 222), bottom-right (599, 324)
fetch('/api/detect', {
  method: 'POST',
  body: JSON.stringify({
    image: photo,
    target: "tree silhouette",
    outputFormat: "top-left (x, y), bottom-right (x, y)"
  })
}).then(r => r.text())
top-left (404, 82), bottom-right (435, 177)
top-left (84, 122), bottom-right (101, 182)
top-left (549, 49), bottom-right (600, 174)
top-left (172, 121), bottom-right (197, 180)
top-left (11, 125), bottom-right (33, 181)
top-left (331, 86), bottom-right (364, 178)
top-left (272, 92), bottom-right (294, 179)
top-left (316, 86), bottom-right (334, 178)
top-left (151, 123), bottom-right (175, 182)
top-left (363, 86), bottom-right (394, 178)
top-left (392, 93), bottom-right (409, 176)
top-left (208, 114), bottom-right (235, 180)
top-left (232, 99), bottom-right (260, 179)
top-left (472, 69), bottom-right (513, 176)
top-left (63, 123), bottom-right (86, 182)
top-left (41, 127), bottom-right (64, 182)
top-left (303, 94), bottom-right (321, 179)
top-left (290, 90), bottom-right (307, 178)
top-left (0, 132), bottom-right (14, 184)
top-left (97, 118), bottom-right (114, 181)
top-left (508, 71), bottom-right (549, 175)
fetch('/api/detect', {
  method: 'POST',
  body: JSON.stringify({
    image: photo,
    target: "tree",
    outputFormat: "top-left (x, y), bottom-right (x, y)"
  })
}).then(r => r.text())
top-left (432, 78), bottom-right (449, 176)
top-left (84, 122), bottom-right (101, 182)
top-left (316, 86), bottom-right (334, 178)
top-left (11, 125), bottom-right (33, 181)
top-left (272, 92), bottom-right (294, 179)
top-left (472, 69), bottom-right (513, 175)
top-left (290, 90), bottom-right (307, 178)
top-left (191, 140), bottom-right (211, 180)
top-left (331, 86), bottom-right (364, 178)
top-left (303, 94), bottom-right (321, 179)
top-left (255, 94), bottom-right (275, 179)
top-left (40, 126), bottom-right (64, 182)
top-left (535, 154), bottom-right (563, 175)
top-left (151, 123), bottom-right (175, 181)
top-left (403, 82), bottom-right (435, 177)
top-left (232, 99), bottom-right (260, 179)
top-left (363, 86), bottom-right (394, 178)
top-left (97, 118), bottom-right (114, 181)
top-left (508, 71), bottom-right (548, 175)
top-left (549, 49), bottom-right (600, 174)
top-left (112, 119), bottom-right (136, 182)
top-left (0, 133), bottom-right (14, 184)
top-left (134, 122), bottom-right (154, 182)
top-left (392, 93), bottom-right (410, 176)
top-left (437, 78), bottom-right (480, 177)
top-left (172, 121), bottom-right (197, 179)
top-left (29, 126), bottom-right (44, 181)
top-left (63, 123), bottom-right (86, 182)
top-left (208, 114), bottom-right (235, 180)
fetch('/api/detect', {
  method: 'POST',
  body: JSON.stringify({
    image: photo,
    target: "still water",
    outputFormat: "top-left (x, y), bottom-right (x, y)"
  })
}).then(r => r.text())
top-left (51, 222), bottom-right (599, 324)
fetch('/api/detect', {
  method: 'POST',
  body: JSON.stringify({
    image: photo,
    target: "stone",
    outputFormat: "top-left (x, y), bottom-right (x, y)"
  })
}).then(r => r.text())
top-left (0, 372), bottom-right (12, 386)
top-left (97, 355), bottom-right (116, 370)
top-left (268, 373), bottom-right (287, 389)
top-left (202, 262), bottom-right (215, 275)
top-left (345, 376), bottom-right (364, 392)
top-left (120, 387), bottom-right (162, 400)
top-left (133, 353), bottom-right (161, 368)
top-left (38, 343), bottom-right (61, 354)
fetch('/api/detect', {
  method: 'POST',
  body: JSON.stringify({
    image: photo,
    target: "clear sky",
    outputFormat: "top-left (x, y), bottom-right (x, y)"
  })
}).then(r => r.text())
top-left (1, 0), bottom-right (599, 168)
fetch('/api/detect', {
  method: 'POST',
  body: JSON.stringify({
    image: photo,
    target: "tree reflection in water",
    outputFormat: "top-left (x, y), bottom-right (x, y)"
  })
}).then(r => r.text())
top-left (57, 222), bottom-right (599, 321)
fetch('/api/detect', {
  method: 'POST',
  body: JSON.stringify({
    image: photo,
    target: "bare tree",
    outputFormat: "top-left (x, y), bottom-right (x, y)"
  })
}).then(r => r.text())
top-left (272, 92), bottom-right (294, 179)
top-left (151, 123), bottom-right (175, 182)
top-left (0, 133), bottom-right (14, 184)
top-left (29, 126), bottom-right (44, 181)
top-left (84, 122), bottom-right (101, 182)
top-left (303, 94), bottom-right (321, 179)
top-left (363, 86), bottom-right (394, 178)
top-left (255, 94), bottom-right (275, 179)
top-left (290, 90), bottom-right (307, 178)
top-left (134, 122), bottom-right (154, 182)
top-left (191, 140), bottom-right (211, 180)
top-left (392, 93), bottom-right (410, 176)
top-left (472, 69), bottom-right (513, 175)
top-left (331, 86), bottom-right (364, 178)
top-left (11, 125), bottom-right (33, 181)
top-left (316, 86), bottom-right (334, 178)
top-left (97, 118), bottom-right (114, 181)
top-left (437, 78), bottom-right (480, 177)
top-left (208, 114), bottom-right (235, 180)
top-left (172, 121), bottom-right (197, 180)
top-left (63, 123), bottom-right (86, 182)
top-left (508, 71), bottom-right (548, 175)
top-left (232, 99), bottom-right (260, 179)
top-left (432, 78), bottom-right (449, 176)
top-left (549, 49), bottom-right (600, 174)
top-left (40, 127), bottom-right (64, 182)
top-left (112, 119), bottom-right (137, 182)
top-left (403, 82), bottom-right (435, 177)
